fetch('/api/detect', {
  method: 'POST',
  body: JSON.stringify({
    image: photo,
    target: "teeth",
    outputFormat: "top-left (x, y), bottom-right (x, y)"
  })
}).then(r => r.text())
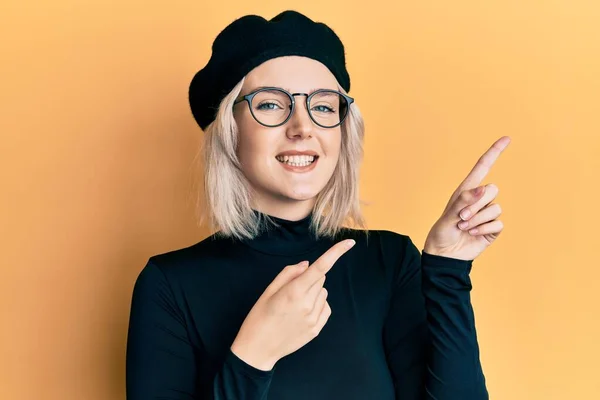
top-left (276, 155), bottom-right (316, 167)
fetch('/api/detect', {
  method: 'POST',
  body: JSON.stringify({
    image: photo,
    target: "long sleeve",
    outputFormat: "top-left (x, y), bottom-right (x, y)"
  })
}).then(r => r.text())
top-left (126, 260), bottom-right (275, 399)
top-left (382, 236), bottom-right (488, 400)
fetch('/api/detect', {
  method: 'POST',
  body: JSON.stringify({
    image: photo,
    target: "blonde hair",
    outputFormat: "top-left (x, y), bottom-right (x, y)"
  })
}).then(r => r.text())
top-left (192, 76), bottom-right (369, 241)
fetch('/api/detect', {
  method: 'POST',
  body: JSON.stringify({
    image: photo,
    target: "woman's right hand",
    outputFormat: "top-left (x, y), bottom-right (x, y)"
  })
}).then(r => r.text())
top-left (230, 239), bottom-right (356, 371)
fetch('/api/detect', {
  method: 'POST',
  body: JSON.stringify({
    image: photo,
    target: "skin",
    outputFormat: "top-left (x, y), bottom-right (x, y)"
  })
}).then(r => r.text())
top-left (424, 135), bottom-right (511, 260)
top-left (229, 54), bottom-right (512, 372)
top-left (229, 56), bottom-right (352, 370)
top-left (233, 56), bottom-right (342, 222)
top-left (231, 239), bottom-right (356, 370)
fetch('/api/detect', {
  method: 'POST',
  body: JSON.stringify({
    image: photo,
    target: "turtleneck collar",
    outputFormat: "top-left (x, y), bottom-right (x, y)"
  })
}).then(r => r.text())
top-left (240, 209), bottom-right (326, 256)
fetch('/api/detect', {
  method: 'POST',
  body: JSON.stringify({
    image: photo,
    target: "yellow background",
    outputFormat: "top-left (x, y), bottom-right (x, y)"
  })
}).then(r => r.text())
top-left (2, 1), bottom-right (599, 399)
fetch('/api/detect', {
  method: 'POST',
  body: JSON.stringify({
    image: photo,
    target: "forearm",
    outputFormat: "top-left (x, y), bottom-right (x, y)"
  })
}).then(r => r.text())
top-left (421, 250), bottom-right (488, 399)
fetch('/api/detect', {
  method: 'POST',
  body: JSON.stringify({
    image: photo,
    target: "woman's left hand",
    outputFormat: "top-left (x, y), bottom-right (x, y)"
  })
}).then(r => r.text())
top-left (423, 136), bottom-right (511, 261)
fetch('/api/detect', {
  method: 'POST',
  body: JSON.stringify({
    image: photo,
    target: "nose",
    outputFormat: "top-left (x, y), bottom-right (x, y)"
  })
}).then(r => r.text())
top-left (285, 98), bottom-right (313, 140)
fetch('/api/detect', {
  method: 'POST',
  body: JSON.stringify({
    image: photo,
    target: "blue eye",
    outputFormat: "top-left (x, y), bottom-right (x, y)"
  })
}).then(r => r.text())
top-left (312, 105), bottom-right (335, 113)
top-left (257, 102), bottom-right (282, 110)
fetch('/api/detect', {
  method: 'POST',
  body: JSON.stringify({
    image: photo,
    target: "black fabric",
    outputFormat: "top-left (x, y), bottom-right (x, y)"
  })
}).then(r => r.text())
top-left (126, 210), bottom-right (489, 399)
top-left (188, 10), bottom-right (351, 131)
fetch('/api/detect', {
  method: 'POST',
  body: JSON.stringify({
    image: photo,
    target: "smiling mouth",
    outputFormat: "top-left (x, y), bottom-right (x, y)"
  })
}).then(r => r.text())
top-left (275, 155), bottom-right (319, 167)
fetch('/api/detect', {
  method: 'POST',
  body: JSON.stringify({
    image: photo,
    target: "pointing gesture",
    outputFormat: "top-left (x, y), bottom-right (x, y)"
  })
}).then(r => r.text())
top-left (231, 239), bottom-right (356, 370)
top-left (423, 136), bottom-right (511, 261)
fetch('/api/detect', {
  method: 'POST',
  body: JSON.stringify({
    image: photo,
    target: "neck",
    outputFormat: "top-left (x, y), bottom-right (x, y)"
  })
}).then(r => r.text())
top-left (251, 197), bottom-right (316, 222)
top-left (243, 207), bottom-right (324, 256)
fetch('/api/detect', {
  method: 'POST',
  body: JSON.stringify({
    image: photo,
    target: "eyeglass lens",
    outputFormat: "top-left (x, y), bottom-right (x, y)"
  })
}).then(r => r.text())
top-left (249, 89), bottom-right (349, 128)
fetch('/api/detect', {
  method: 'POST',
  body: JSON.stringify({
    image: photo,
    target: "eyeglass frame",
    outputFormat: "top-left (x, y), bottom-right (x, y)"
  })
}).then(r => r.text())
top-left (233, 86), bottom-right (355, 129)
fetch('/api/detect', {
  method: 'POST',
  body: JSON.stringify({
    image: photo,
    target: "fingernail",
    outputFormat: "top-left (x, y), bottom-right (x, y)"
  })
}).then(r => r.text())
top-left (458, 220), bottom-right (469, 229)
top-left (460, 209), bottom-right (471, 220)
top-left (346, 239), bottom-right (356, 248)
top-left (299, 261), bottom-right (309, 268)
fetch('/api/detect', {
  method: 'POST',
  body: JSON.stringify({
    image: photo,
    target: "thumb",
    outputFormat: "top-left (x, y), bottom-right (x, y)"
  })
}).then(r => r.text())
top-left (454, 185), bottom-right (486, 220)
top-left (473, 185), bottom-right (486, 196)
top-left (264, 261), bottom-right (309, 296)
top-left (468, 185), bottom-right (487, 205)
top-left (462, 185), bottom-right (486, 203)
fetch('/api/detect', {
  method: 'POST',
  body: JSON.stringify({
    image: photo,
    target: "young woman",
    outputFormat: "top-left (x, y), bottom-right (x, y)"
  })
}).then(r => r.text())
top-left (126, 9), bottom-right (510, 400)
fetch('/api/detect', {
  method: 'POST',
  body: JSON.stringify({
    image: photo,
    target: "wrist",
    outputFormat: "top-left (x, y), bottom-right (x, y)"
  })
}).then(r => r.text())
top-left (231, 339), bottom-right (278, 371)
top-left (423, 246), bottom-right (440, 256)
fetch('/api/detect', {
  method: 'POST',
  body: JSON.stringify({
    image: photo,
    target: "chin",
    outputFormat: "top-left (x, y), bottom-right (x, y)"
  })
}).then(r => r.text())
top-left (284, 192), bottom-right (320, 202)
top-left (279, 186), bottom-right (323, 201)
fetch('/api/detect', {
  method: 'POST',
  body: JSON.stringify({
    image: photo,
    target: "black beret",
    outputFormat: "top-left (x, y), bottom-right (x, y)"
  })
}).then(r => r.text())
top-left (188, 10), bottom-right (351, 131)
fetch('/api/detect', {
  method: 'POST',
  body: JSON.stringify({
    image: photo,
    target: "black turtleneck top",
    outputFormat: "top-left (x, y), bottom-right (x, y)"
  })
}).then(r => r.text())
top-left (126, 211), bottom-right (488, 399)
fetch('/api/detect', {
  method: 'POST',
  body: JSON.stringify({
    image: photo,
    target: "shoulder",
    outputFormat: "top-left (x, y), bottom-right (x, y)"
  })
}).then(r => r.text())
top-left (343, 226), bottom-right (416, 248)
top-left (339, 227), bottom-right (420, 264)
top-left (335, 228), bottom-right (423, 292)
top-left (135, 232), bottom-right (236, 284)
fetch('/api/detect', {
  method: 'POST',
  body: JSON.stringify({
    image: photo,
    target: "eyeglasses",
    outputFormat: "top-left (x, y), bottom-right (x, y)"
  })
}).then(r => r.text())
top-left (233, 87), bottom-right (354, 129)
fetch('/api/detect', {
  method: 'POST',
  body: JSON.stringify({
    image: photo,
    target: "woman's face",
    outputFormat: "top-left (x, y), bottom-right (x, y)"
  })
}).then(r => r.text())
top-left (233, 56), bottom-right (343, 216)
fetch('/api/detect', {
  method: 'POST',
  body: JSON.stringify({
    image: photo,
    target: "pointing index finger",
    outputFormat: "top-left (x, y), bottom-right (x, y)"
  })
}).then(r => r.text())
top-left (295, 239), bottom-right (355, 288)
top-left (457, 136), bottom-right (511, 192)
